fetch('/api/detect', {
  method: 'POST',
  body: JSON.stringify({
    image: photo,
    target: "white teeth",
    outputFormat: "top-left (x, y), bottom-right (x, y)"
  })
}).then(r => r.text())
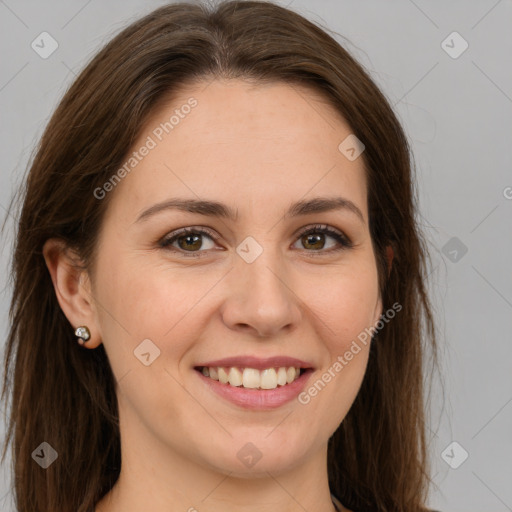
top-left (260, 368), bottom-right (277, 389)
top-left (277, 367), bottom-right (288, 386)
top-left (286, 367), bottom-right (296, 384)
top-left (200, 366), bottom-right (303, 389)
top-left (218, 367), bottom-right (229, 384)
top-left (228, 367), bottom-right (243, 387)
top-left (242, 368), bottom-right (260, 388)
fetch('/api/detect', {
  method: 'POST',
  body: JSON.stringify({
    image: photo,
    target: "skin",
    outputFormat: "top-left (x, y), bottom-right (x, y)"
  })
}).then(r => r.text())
top-left (43, 78), bottom-right (393, 512)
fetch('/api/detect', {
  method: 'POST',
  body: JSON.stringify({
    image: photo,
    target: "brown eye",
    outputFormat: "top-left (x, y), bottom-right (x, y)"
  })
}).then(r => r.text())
top-left (293, 225), bottom-right (353, 254)
top-left (160, 227), bottom-right (217, 257)
top-left (159, 224), bottom-right (353, 259)
top-left (176, 233), bottom-right (204, 251)
top-left (301, 232), bottom-right (326, 250)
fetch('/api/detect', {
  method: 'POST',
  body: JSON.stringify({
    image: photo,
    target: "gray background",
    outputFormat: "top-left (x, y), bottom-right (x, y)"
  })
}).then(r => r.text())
top-left (1, 1), bottom-right (511, 511)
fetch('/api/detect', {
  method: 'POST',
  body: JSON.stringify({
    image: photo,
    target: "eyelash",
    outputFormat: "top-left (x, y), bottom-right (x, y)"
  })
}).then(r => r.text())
top-left (159, 224), bottom-right (354, 259)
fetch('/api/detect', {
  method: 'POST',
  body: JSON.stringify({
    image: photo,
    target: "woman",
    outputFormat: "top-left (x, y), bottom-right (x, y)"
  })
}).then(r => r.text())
top-left (1, 1), bottom-right (439, 511)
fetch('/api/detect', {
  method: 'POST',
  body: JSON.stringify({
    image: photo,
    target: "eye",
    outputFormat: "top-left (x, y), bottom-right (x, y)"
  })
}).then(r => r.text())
top-left (292, 224), bottom-right (353, 255)
top-left (159, 224), bottom-right (353, 258)
top-left (159, 226), bottom-right (218, 258)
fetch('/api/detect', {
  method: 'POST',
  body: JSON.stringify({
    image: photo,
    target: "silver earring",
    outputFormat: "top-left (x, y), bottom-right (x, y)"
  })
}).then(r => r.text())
top-left (75, 326), bottom-right (91, 345)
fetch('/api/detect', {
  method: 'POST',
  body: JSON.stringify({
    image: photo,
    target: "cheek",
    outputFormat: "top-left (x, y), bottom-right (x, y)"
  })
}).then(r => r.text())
top-left (94, 253), bottom-right (221, 357)
top-left (303, 261), bottom-right (380, 346)
top-left (298, 266), bottom-right (379, 420)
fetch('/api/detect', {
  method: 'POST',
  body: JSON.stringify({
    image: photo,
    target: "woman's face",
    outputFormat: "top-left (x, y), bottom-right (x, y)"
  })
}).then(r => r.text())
top-left (89, 78), bottom-right (383, 478)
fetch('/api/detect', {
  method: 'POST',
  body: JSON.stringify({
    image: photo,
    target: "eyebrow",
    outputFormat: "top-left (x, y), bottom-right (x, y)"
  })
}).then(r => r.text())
top-left (135, 196), bottom-right (365, 224)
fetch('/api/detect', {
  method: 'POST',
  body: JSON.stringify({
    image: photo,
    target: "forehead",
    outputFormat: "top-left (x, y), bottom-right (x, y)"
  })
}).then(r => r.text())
top-left (104, 79), bottom-right (368, 224)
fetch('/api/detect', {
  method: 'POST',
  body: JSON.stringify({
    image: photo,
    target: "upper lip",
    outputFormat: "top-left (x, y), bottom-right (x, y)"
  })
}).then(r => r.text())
top-left (195, 356), bottom-right (314, 371)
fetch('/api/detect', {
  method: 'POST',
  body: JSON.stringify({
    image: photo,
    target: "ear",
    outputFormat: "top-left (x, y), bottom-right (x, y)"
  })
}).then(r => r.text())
top-left (386, 245), bottom-right (394, 277)
top-left (42, 238), bottom-right (102, 349)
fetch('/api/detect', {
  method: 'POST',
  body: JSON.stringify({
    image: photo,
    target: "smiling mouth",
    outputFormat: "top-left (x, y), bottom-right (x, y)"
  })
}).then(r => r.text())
top-left (194, 366), bottom-right (311, 390)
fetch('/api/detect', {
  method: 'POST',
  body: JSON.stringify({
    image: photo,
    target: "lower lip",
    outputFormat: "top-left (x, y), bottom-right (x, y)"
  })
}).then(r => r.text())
top-left (195, 369), bottom-right (314, 410)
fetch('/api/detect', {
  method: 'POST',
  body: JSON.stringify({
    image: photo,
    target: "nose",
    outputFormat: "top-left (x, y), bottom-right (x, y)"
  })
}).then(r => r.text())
top-left (220, 244), bottom-right (302, 338)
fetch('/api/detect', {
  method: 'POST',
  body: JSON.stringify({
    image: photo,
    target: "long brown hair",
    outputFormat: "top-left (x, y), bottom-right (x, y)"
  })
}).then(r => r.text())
top-left (1, 1), bottom-right (439, 511)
